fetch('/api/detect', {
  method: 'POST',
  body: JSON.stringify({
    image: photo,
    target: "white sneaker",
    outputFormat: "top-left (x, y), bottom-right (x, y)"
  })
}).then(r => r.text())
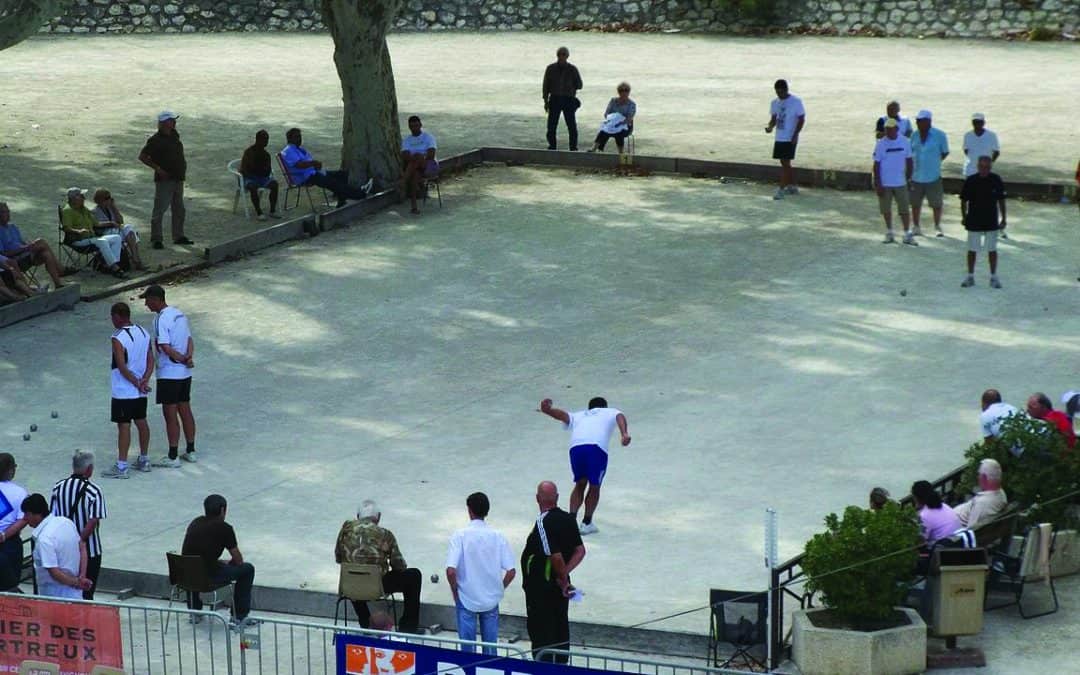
top-left (135, 456), bottom-right (152, 472)
top-left (152, 456), bottom-right (181, 468)
top-left (578, 522), bottom-right (599, 535)
top-left (990, 276), bottom-right (1002, 289)
top-left (961, 275), bottom-right (975, 288)
top-left (882, 231), bottom-right (896, 244)
top-left (772, 189), bottom-right (785, 200)
top-left (912, 225), bottom-right (923, 236)
top-left (181, 451), bottom-right (199, 463)
top-left (102, 463), bottom-right (130, 479)
top-left (361, 178), bottom-right (375, 195)
top-left (935, 226), bottom-right (944, 238)
top-left (785, 185), bottom-right (799, 195)
top-left (903, 232), bottom-right (918, 246)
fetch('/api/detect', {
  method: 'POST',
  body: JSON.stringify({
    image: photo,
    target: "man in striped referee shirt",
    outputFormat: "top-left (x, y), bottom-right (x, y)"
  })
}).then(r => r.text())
top-left (51, 450), bottom-right (107, 600)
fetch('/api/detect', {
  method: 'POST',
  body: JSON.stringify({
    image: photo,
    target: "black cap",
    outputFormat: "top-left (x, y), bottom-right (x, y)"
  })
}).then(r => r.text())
top-left (139, 284), bottom-right (165, 299)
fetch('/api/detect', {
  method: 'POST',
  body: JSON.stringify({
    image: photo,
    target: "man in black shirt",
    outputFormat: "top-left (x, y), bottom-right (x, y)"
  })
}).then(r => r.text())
top-left (182, 494), bottom-right (256, 628)
top-left (240, 130), bottom-right (281, 221)
top-left (959, 155), bottom-right (1007, 289)
top-left (520, 481), bottom-right (586, 663)
top-left (139, 111), bottom-right (192, 249)
top-left (542, 47), bottom-right (583, 151)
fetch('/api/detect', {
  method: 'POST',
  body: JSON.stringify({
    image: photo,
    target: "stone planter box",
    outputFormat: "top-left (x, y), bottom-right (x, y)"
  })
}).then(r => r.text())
top-left (792, 607), bottom-right (926, 675)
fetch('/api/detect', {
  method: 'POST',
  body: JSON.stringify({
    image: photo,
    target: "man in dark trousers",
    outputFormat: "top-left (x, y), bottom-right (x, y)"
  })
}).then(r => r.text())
top-left (182, 494), bottom-right (257, 629)
top-left (542, 47), bottom-right (583, 151)
top-left (521, 481), bottom-right (586, 663)
top-left (240, 130), bottom-right (281, 221)
top-left (959, 155), bottom-right (1007, 289)
top-left (139, 111), bottom-right (192, 249)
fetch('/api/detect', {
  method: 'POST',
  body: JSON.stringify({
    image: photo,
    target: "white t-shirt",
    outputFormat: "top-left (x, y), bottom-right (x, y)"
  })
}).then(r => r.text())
top-left (962, 129), bottom-right (1000, 177)
top-left (153, 305), bottom-right (193, 380)
top-left (980, 402), bottom-right (1019, 439)
top-left (873, 136), bottom-right (912, 188)
top-left (565, 407), bottom-right (622, 452)
top-left (770, 95), bottom-right (805, 142)
top-left (401, 132), bottom-right (437, 157)
top-left (32, 514), bottom-right (83, 599)
top-left (0, 481), bottom-right (27, 531)
top-left (111, 323), bottom-right (151, 399)
top-left (445, 519), bottom-right (515, 613)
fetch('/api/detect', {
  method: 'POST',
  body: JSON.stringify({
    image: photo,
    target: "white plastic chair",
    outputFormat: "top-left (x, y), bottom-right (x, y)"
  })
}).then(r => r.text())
top-left (227, 159), bottom-right (273, 219)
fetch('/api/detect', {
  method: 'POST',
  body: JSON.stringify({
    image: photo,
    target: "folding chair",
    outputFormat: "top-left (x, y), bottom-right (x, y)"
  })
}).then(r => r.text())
top-left (709, 589), bottom-right (767, 669)
top-left (277, 152), bottom-right (329, 213)
top-left (334, 562), bottom-right (398, 628)
top-left (56, 204), bottom-right (97, 273)
top-left (164, 552), bottom-right (235, 633)
top-left (985, 522), bottom-right (1058, 618)
top-left (227, 159), bottom-right (274, 219)
top-left (422, 160), bottom-right (442, 209)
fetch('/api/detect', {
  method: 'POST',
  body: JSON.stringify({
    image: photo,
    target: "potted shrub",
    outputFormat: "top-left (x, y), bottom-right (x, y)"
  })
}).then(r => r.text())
top-left (793, 502), bottom-right (925, 675)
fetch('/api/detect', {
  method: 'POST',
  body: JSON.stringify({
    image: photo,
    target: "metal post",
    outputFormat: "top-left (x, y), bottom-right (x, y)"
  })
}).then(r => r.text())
top-left (765, 508), bottom-right (778, 670)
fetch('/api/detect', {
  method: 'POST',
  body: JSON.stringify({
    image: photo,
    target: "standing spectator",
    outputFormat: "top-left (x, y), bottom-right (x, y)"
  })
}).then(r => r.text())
top-left (953, 459), bottom-right (1007, 530)
top-left (521, 481), bottom-right (585, 663)
top-left (400, 116), bottom-right (438, 215)
top-left (280, 128), bottom-right (373, 209)
top-left (962, 113), bottom-right (1000, 178)
top-left (49, 450), bottom-right (106, 600)
top-left (959, 156), bottom-right (1007, 288)
top-left (139, 111), bottom-right (192, 249)
top-left (182, 494), bottom-right (257, 629)
top-left (445, 492), bottom-right (516, 654)
top-left (240, 130), bottom-right (281, 221)
top-left (0, 202), bottom-right (67, 289)
top-left (909, 110), bottom-right (950, 237)
top-left (23, 494), bottom-right (90, 600)
top-left (542, 47), bottom-right (583, 151)
top-left (868, 487), bottom-right (892, 511)
top-left (334, 499), bottom-right (423, 633)
top-left (979, 388), bottom-right (1018, 441)
top-left (872, 119), bottom-right (915, 245)
top-left (538, 396), bottom-right (631, 535)
top-left (60, 187), bottom-right (126, 278)
top-left (102, 302), bottom-right (154, 479)
top-left (588, 82), bottom-right (636, 153)
top-left (764, 79), bottom-right (806, 200)
top-left (874, 100), bottom-right (912, 139)
top-left (0, 454), bottom-right (28, 591)
top-left (141, 284), bottom-right (198, 467)
top-left (1026, 392), bottom-right (1076, 448)
top-left (911, 480), bottom-right (962, 546)
top-left (91, 189), bottom-right (146, 271)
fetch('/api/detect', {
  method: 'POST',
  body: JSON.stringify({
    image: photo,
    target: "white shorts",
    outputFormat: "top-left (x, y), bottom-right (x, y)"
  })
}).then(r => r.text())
top-left (967, 230), bottom-right (998, 253)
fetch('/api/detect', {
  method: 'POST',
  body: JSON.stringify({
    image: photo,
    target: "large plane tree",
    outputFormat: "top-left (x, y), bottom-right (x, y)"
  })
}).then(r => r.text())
top-left (0, 0), bottom-right (65, 51)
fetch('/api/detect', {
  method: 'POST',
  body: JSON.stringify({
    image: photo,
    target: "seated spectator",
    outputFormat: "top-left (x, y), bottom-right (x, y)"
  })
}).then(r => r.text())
top-left (281, 127), bottom-right (373, 209)
top-left (91, 189), bottom-right (146, 271)
top-left (980, 388), bottom-right (1019, 441)
top-left (335, 499), bottom-right (422, 633)
top-left (0, 202), bottom-right (67, 289)
top-left (61, 188), bottom-right (125, 278)
top-left (0, 454), bottom-right (28, 591)
top-left (1026, 392), bottom-right (1076, 448)
top-left (0, 254), bottom-right (37, 301)
top-left (911, 480), bottom-right (962, 546)
top-left (400, 116), bottom-right (438, 215)
top-left (953, 459), bottom-right (1007, 530)
top-left (22, 493), bottom-right (91, 599)
top-left (182, 494), bottom-right (257, 629)
top-left (874, 100), bottom-right (912, 139)
top-left (240, 130), bottom-right (281, 221)
top-left (868, 486), bottom-right (892, 511)
top-left (588, 82), bottom-right (636, 153)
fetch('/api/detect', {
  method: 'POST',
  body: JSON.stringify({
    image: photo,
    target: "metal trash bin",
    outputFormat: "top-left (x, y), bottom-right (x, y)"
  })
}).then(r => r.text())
top-left (928, 547), bottom-right (989, 637)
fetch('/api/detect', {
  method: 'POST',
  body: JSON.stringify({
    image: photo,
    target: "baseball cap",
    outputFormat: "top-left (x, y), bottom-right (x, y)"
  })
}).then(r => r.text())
top-left (883, 118), bottom-right (898, 129)
top-left (916, 109), bottom-right (932, 120)
top-left (972, 112), bottom-right (986, 121)
top-left (157, 110), bottom-right (180, 123)
top-left (65, 187), bottom-right (87, 199)
top-left (139, 284), bottom-right (165, 300)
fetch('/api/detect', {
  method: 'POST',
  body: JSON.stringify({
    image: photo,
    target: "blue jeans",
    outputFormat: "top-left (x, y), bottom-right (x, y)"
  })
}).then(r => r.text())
top-left (456, 600), bottom-right (499, 655)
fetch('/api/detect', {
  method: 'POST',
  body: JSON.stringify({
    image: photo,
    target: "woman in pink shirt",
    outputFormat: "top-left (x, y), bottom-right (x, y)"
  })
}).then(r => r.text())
top-left (911, 481), bottom-right (962, 545)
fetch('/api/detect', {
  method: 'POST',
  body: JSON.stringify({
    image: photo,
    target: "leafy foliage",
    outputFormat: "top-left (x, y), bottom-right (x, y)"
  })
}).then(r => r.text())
top-left (711, 0), bottom-right (778, 22)
top-left (0, 0), bottom-right (66, 52)
top-left (802, 503), bottom-right (921, 627)
top-left (957, 414), bottom-right (1080, 528)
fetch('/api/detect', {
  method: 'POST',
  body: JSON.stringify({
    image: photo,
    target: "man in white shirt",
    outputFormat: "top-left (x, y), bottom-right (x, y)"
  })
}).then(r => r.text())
top-left (141, 284), bottom-right (198, 468)
top-left (400, 116), bottom-right (437, 215)
top-left (980, 388), bottom-right (1019, 441)
top-left (872, 119), bottom-right (915, 245)
top-left (764, 79), bottom-right (806, 200)
top-left (103, 302), bottom-right (155, 479)
top-left (539, 396), bottom-right (631, 535)
top-left (22, 493), bottom-right (90, 600)
top-left (445, 492), bottom-right (516, 654)
top-left (874, 100), bottom-right (912, 140)
top-left (953, 459), bottom-right (1008, 530)
top-left (963, 113), bottom-right (1000, 178)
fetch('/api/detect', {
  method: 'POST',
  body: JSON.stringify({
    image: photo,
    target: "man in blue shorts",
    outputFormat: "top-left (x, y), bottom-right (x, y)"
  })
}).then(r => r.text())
top-left (240, 130), bottom-right (281, 221)
top-left (539, 397), bottom-right (630, 535)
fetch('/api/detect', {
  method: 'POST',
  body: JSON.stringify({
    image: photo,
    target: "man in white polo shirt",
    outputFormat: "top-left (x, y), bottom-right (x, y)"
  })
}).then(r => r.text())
top-left (873, 118), bottom-right (915, 245)
top-left (23, 493), bottom-right (90, 599)
top-left (963, 113), bottom-right (1000, 178)
top-left (979, 388), bottom-right (1019, 441)
top-left (142, 284), bottom-right (198, 468)
top-left (400, 115), bottom-right (437, 215)
top-left (103, 302), bottom-right (154, 479)
top-left (445, 492), bottom-right (516, 654)
top-left (539, 396), bottom-right (631, 535)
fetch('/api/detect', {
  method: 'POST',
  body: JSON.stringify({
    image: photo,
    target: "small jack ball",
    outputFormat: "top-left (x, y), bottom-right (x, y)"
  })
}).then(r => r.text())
top-left (22, 433), bottom-right (30, 441)
top-left (430, 574), bottom-right (439, 584)
top-left (29, 424), bottom-right (37, 432)
top-left (51, 411), bottom-right (59, 418)
top-left (900, 289), bottom-right (907, 297)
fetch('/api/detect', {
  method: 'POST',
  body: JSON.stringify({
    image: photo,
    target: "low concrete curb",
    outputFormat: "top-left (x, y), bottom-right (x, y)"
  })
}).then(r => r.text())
top-left (0, 284), bottom-right (81, 329)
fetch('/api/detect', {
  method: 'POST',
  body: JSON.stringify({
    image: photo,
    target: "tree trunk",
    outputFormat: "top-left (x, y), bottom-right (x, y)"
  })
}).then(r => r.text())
top-left (321, 0), bottom-right (403, 189)
top-left (0, 0), bottom-right (66, 52)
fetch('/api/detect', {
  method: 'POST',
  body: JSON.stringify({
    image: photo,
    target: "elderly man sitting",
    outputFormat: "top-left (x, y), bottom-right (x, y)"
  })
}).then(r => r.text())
top-left (954, 459), bottom-right (1007, 530)
top-left (61, 188), bottom-right (125, 278)
top-left (334, 499), bottom-right (423, 633)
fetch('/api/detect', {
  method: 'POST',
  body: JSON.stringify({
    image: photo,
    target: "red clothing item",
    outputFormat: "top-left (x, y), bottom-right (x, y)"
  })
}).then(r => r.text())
top-left (1044, 410), bottom-right (1076, 448)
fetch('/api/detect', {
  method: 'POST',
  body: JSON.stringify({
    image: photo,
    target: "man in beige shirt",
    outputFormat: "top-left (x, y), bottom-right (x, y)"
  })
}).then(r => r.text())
top-left (954, 458), bottom-right (1007, 530)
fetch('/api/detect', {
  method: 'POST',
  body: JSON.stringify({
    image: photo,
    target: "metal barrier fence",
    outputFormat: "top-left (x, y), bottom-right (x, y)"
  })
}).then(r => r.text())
top-left (533, 649), bottom-right (752, 675)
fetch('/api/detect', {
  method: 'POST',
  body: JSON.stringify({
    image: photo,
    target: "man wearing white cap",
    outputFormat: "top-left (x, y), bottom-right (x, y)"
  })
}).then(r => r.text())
top-left (962, 114), bottom-right (1000, 178)
top-left (872, 118), bottom-right (914, 245)
top-left (139, 111), bottom-right (192, 249)
top-left (909, 109), bottom-right (949, 237)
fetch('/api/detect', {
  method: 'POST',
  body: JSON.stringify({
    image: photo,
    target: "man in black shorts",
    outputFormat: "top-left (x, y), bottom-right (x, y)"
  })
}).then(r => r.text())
top-left (141, 285), bottom-right (198, 467)
top-left (764, 79), bottom-right (806, 200)
top-left (103, 303), bottom-right (154, 479)
top-left (959, 155), bottom-right (1007, 289)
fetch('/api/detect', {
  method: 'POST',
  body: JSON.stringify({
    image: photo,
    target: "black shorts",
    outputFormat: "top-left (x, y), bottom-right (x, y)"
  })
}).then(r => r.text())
top-left (111, 397), bottom-right (148, 423)
top-left (156, 377), bottom-right (192, 405)
top-left (772, 141), bottom-right (797, 161)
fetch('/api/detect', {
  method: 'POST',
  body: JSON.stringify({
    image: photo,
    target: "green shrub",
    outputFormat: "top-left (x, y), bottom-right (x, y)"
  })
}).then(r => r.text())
top-left (802, 502), bottom-right (921, 628)
top-left (715, 0), bottom-right (778, 22)
top-left (1027, 26), bottom-right (1059, 41)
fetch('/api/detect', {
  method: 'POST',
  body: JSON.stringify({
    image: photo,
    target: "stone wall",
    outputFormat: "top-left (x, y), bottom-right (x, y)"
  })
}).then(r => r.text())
top-left (43, 0), bottom-right (1078, 38)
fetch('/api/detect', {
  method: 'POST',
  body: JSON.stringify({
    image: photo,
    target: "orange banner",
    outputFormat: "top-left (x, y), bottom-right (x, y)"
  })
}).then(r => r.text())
top-left (0, 596), bottom-right (123, 674)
